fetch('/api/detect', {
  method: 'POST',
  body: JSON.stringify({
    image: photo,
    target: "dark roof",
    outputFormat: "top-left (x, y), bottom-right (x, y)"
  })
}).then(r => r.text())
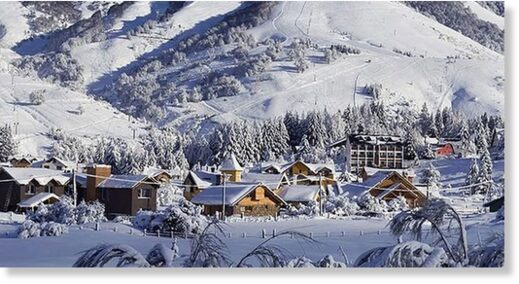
top-left (97, 175), bottom-right (149, 189)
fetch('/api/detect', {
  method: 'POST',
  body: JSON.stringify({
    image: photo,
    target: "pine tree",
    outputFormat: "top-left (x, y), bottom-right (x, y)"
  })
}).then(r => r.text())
top-left (476, 148), bottom-right (493, 195)
top-left (421, 163), bottom-right (442, 197)
top-left (418, 103), bottom-right (433, 137)
top-left (465, 159), bottom-right (480, 194)
top-left (459, 121), bottom-right (476, 157)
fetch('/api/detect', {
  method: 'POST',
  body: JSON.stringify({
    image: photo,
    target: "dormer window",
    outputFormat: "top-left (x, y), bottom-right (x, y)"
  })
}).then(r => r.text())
top-left (45, 184), bottom-right (54, 193)
top-left (26, 184), bottom-right (36, 195)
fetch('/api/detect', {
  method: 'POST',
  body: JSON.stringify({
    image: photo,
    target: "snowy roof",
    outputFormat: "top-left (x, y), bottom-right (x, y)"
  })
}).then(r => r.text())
top-left (277, 185), bottom-right (320, 202)
top-left (220, 154), bottom-right (243, 171)
top-left (142, 167), bottom-right (172, 179)
top-left (9, 155), bottom-right (37, 163)
top-left (191, 183), bottom-right (259, 206)
top-left (18, 192), bottom-right (60, 208)
top-left (187, 170), bottom-right (220, 188)
top-left (330, 134), bottom-right (404, 147)
top-left (340, 183), bottom-right (369, 199)
top-left (241, 172), bottom-right (287, 186)
top-left (266, 160), bottom-right (335, 175)
top-left (1, 167), bottom-right (71, 185)
top-left (375, 183), bottom-right (402, 199)
top-left (43, 157), bottom-right (82, 169)
top-left (340, 171), bottom-right (391, 199)
top-left (97, 175), bottom-right (150, 189)
top-left (363, 167), bottom-right (415, 177)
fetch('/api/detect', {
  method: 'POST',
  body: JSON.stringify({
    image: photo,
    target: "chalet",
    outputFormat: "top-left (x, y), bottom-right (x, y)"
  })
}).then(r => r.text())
top-left (41, 157), bottom-right (84, 172)
top-left (342, 171), bottom-right (426, 208)
top-left (361, 166), bottom-right (416, 184)
top-left (9, 156), bottom-right (37, 168)
top-left (276, 185), bottom-right (321, 206)
top-left (329, 134), bottom-right (405, 173)
top-left (78, 164), bottom-right (159, 216)
top-left (184, 154), bottom-right (291, 201)
top-left (434, 143), bottom-right (455, 157)
top-left (142, 167), bottom-right (173, 183)
top-left (424, 137), bottom-right (460, 158)
top-left (0, 167), bottom-right (71, 212)
top-left (262, 160), bottom-right (336, 186)
top-left (191, 183), bottom-right (286, 217)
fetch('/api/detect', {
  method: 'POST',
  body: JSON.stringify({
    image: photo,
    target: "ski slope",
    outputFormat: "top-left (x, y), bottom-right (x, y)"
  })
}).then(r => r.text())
top-left (0, 71), bottom-right (147, 157)
top-left (171, 1), bottom-right (504, 127)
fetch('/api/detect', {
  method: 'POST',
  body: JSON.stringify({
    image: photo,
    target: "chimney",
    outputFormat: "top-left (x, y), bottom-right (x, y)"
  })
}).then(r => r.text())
top-left (86, 164), bottom-right (112, 202)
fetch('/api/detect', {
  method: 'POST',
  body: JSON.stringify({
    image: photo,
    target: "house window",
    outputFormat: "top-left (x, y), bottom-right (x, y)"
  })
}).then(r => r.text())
top-left (57, 166), bottom-right (63, 170)
top-left (45, 184), bottom-right (54, 193)
top-left (26, 184), bottom-right (36, 195)
top-left (138, 188), bottom-right (152, 199)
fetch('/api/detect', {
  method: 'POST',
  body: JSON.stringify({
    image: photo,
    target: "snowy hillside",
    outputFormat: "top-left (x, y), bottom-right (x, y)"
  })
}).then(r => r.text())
top-left (0, 1), bottom-right (505, 155)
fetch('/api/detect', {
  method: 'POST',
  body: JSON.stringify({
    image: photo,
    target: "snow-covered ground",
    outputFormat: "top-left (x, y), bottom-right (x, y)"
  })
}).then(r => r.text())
top-left (0, 212), bottom-right (503, 267)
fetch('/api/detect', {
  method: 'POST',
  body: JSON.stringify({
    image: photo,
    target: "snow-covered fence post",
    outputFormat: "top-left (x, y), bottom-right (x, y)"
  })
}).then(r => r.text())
top-left (262, 229), bottom-right (266, 239)
top-left (129, 228), bottom-right (133, 235)
top-left (272, 229), bottom-right (277, 237)
top-left (326, 232), bottom-right (330, 238)
top-left (184, 231), bottom-right (188, 239)
top-left (242, 232), bottom-right (246, 238)
top-left (79, 226), bottom-right (83, 231)
top-left (228, 232), bottom-right (232, 238)
top-left (377, 229), bottom-right (381, 235)
top-left (171, 231), bottom-right (174, 238)
top-left (113, 227), bottom-right (117, 233)
top-left (359, 230), bottom-right (364, 236)
top-left (157, 229), bottom-right (161, 237)
top-left (290, 232), bottom-right (294, 239)
top-left (95, 222), bottom-right (100, 231)
top-left (341, 231), bottom-right (345, 237)
top-left (144, 229), bottom-right (147, 236)
top-left (241, 212), bottom-right (244, 219)
top-left (9, 212), bottom-right (13, 223)
top-left (309, 232), bottom-right (314, 239)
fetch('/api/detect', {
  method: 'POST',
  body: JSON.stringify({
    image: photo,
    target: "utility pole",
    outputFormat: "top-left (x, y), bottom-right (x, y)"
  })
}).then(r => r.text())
top-left (319, 174), bottom-right (324, 216)
top-left (221, 173), bottom-right (226, 221)
top-left (72, 168), bottom-right (77, 207)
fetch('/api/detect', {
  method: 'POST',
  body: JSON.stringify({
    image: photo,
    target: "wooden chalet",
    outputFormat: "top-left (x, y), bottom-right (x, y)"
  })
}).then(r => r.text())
top-left (191, 183), bottom-right (286, 217)
top-left (78, 164), bottom-right (159, 216)
top-left (9, 156), bottom-right (37, 168)
top-left (262, 160), bottom-right (336, 186)
top-left (342, 171), bottom-right (426, 208)
top-left (0, 167), bottom-right (71, 212)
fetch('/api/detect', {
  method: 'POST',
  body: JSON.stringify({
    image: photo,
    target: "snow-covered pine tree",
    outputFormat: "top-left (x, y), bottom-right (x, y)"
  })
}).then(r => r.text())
top-left (420, 163), bottom-right (442, 197)
top-left (418, 103), bottom-right (435, 137)
top-left (283, 111), bottom-right (303, 148)
top-left (0, 125), bottom-right (17, 162)
top-left (476, 148), bottom-right (493, 195)
top-left (434, 109), bottom-right (444, 138)
top-left (465, 159), bottom-right (480, 195)
top-left (303, 111), bottom-right (327, 149)
top-left (459, 121), bottom-right (476, 158)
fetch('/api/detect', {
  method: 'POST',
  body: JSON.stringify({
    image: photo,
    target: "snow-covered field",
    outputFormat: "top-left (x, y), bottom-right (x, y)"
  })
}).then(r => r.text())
top-left (0, 213), bottom-right (503, 267)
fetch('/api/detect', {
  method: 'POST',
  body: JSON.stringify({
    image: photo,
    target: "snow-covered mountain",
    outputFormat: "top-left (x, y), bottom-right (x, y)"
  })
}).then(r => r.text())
top-left (0, 1), bottom-right (505, 156)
